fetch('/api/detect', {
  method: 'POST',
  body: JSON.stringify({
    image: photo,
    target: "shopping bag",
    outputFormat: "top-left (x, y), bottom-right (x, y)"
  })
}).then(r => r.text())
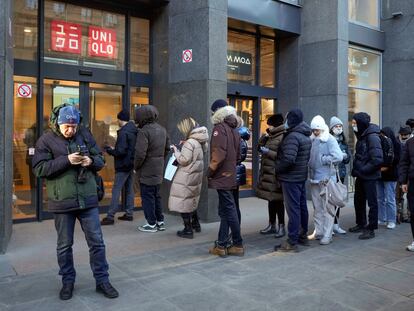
top-left (320, 166), bottom-right (348, 209)
top-left (164, 154), bottom-right (178, 181)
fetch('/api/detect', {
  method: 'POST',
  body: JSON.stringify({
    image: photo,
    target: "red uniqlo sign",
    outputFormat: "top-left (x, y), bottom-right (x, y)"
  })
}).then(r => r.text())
top-left (88, 26), bottom-right (117, 59)
top-left (51, 20), bottom-right (81, 54)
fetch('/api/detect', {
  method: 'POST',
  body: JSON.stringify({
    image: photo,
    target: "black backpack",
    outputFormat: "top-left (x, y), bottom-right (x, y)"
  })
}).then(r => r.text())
top-left (379, 134), bottom-right (394, 166)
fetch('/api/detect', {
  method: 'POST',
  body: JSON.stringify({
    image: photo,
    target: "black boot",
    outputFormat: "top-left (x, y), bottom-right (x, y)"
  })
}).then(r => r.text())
top-left (275, 224), bottom-right (286, 238)
top-left (177, 214), bottom-right (193, 239)
top-left (59, 283), bottom-right (74, 300)
top-left (260, 223), bottom-right (277, 235)
top-left (192, 211), bottom-right (201, 233)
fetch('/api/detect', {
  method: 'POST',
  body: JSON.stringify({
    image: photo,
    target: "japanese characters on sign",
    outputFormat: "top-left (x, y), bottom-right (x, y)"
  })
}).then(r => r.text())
top-left (88, 26), bottom-right (117, 59)
top-left (50, 20), bottom-right (117, 59)
top-left (51, 20), bottom-right (81, 54)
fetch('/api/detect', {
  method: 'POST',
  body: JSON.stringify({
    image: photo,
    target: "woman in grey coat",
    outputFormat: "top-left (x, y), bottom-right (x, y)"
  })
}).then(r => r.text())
top-left (308, 115), bottom-right (343, 245)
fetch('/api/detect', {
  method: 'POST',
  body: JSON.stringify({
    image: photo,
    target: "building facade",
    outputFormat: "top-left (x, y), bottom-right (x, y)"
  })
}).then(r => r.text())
top-left (1, 0), bottom-right (412, 252)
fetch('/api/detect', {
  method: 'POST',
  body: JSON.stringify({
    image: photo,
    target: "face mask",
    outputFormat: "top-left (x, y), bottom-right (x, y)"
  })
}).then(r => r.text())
top-left (352, 125), bottom-right (358, 133)
top-left (333, 128), bottom-right (343, 136)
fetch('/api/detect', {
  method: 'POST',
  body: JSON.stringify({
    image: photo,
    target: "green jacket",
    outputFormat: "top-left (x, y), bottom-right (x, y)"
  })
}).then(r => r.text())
top-left (32, 104), bottom-right (105, 213)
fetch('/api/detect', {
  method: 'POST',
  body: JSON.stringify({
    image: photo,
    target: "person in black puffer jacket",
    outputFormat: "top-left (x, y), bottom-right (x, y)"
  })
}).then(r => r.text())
top-left (101, 110), bottom-right (138, 225)
top-left (234, 126), bottom-right (250, 225)
top-left (349, 112), bottom-right (383, 240)
top-left (399, 136), bottom-right (414, 251)
top-left (377, 127), bottom-right (401, 229)
top-left (274, 108), bottom-right (312, 252)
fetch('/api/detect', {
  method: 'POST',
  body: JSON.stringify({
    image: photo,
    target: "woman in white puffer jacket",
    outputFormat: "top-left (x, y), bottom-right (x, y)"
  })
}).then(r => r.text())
top-left (308, 115), bottom-right (343, 245)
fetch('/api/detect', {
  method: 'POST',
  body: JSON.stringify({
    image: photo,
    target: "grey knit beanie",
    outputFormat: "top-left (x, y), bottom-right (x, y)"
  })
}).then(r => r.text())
top-left (329, 116), bottom-right (343, 130)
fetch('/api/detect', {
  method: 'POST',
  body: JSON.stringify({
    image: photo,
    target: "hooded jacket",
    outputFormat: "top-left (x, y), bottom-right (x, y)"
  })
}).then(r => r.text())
top-left (208, 106), bottom-right (240, 190)
top-left (399, 137), bottom-right (414, 184)
top-left (134, 105), bottom-right (170, 185)
top-left (32, 104), bottom-right (105, 213)
top-left (380, 127), bottom-right (401, 182)
top-left (106, 121), bottom-right (138, 172)
top-left (308, 116), bottom-right (343, 183)
top-left (275, 120), bottom-right (312, 183)
top-left (256, 124), bottom-right (285, 201)
top-left (351, 112), bottom-right (383, 180)
top-left (168, 126), bottom-right (209, 213)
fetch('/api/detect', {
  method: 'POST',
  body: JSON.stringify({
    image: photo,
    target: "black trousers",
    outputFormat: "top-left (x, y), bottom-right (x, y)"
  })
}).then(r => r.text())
top-left (354, 178), bottom-right (378, 230)
top-left (407, 179), bottom-right (414, 239)
top-left (268, 200), bottom-right (285, 225)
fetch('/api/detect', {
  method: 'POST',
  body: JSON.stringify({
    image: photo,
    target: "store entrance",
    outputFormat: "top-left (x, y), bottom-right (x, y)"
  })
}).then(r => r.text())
top-left (12, 76), bottom-right (133, 221)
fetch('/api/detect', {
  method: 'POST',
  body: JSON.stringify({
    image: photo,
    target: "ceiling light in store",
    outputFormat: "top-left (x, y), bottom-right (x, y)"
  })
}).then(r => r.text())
top-left (24, 28), bottom-right (32, 33)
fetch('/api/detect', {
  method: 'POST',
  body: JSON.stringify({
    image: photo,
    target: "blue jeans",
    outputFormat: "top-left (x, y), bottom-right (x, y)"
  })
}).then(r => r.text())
top-left (377, 181), bottom-right (397, 223)
top-left (280, 181), bottom-right (308, 245)
top-left (217, 190), bottom-right (243, 247)
top-left (107, 170), bottom-right (135, 218)
top-left (140, 183), bottom-right (164, 226)
top-left (53, 207), bottom-right (109, 285)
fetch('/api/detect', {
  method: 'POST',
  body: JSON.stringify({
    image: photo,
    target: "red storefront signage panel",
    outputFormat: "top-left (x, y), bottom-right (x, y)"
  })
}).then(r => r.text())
top-left (88, 26), bottom-right (117, 59)
top-left (51, 20), bottom-right (82, 54)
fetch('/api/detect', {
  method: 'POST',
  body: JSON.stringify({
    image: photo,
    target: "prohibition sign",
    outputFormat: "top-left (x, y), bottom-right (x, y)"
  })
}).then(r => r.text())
top-left (17, 84), bottom-right (32, 98)
top-left (182, 49), bottom-right (192, 63)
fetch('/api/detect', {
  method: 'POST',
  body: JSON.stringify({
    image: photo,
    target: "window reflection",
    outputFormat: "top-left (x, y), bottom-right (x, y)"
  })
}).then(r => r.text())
top-left (13, 0), bottom-right (38, 61)
top-left (348, 0), bottom-right (379, 28)
top-left (131, 18), bottom-right (150, 73)
top-left (260, 38), bottom-right (275, 87)
top-left (227, 31), bottom-right (256, 85)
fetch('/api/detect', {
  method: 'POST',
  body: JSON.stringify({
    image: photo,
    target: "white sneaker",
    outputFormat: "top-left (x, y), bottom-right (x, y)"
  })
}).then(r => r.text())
top-left (333, 224), bottom-right (347, 234)
top-left (407, 241), bottom-right (414, 252)
top-left (320, 237), bottom-right (332, 245)
top-left (387, 222), bottom-right (396, 229)
top-left (138, 223), bottom-right (157, 233)
top-left (308, 231), bottom-right (323, 240)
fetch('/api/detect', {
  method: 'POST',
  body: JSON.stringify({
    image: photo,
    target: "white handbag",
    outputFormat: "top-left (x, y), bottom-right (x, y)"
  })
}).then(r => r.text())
top-left (320, 166), bottom-right (348, 210)
top-left (164, 154), bottom-right (178, 181)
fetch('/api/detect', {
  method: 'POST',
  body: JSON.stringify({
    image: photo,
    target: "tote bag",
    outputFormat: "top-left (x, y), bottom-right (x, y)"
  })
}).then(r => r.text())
top-left (320, 166), bottom-right (348, 209)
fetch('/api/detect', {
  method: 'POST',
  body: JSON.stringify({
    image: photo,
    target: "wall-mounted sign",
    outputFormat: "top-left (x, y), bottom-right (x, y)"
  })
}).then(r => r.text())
top-left (227, 50), bottom-right (252, 76)
top-left (17, 83), bottom-right (32, 98)
top-left (88, 26), bottom-right (117, 59)
top-left (51, 20), bottom-right (81, 54)
top-left (182, 49), bottom-right (193, 63)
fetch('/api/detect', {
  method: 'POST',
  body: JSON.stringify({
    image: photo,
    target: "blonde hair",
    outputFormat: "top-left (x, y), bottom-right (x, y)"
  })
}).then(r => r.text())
top-left (177, 117), bottom-right (197, 139)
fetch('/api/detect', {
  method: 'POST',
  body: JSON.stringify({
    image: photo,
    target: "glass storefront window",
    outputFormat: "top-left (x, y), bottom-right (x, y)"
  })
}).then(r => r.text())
top-left (13, 0), bottom-right (38, 61)
top-left (13, 76), bottom-right (38, 219)
top-left (348, 47), bottom-right (380, 90)
top-left (260, 39), bottom-right (275, 87)
top-left (260, 99), bottom-right (275, 135)
top-left (44, 1), bottom-right (125, 70)
top-left (227, 31), bottom-right (256, 85)
top-left (348, 0), bottom-right (379, 28)
top-left (89, 83), bottom-right (123, 206)
top-left (130, 18), bottom-right (150, 73)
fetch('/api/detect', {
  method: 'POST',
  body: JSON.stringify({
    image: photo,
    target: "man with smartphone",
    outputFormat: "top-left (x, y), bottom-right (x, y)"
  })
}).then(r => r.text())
top-left (32, 104), bottom-right (119, 300)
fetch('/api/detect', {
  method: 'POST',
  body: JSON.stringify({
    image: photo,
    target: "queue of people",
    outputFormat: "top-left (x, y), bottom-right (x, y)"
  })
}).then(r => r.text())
top-left (31, 100), bottom-right (414, 301)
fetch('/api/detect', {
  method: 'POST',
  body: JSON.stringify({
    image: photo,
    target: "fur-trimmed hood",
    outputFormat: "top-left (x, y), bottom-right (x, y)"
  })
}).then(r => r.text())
top-left (211, 106), bottom-right (238, 126)
top-left (310, 115), bottom-right (330, 142)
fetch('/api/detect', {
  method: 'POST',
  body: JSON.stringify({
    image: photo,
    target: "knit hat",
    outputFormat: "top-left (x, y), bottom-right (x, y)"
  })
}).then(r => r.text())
top-left (310, 115), bottom-right (326, 130)
top-left (267, 114), bottom-right (284, 127)
top-left (399, 126), bottom-right (411, 135)
top-left (329, 116), bottom-right (343, 129)
top-left (57, 105), bottom-right (80, 125)
top-left (286, 108), bottom-right (303, 128)
top-left (117, 109), bottom-right (130, 122)
top-left (406, 118), bottom-right (414, 128)
top-left (211, 99), bottom-right (228, 112)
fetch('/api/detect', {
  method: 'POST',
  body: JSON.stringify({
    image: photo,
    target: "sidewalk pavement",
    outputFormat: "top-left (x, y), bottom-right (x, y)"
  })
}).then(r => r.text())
top-left (1, 197), bottom-right (414, 311)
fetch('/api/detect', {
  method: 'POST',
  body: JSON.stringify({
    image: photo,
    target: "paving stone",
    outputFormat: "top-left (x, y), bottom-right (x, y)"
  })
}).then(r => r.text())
top-left (0, 258), bottom-right (16, 278)
top-left (167, 284), bottom-right (268, 311)
top-left (378, 298), bottom-right (414, 311)
top-left (117, 299), bottom-right (182, 311)
top-left (385, 255), bottom-right (414, 275)
top-left (350, 266), bottom-right (414, 297)
top-left (318, 278), bottom-right (404, 311)
top-left (5, 297), bottom-right (89, 311)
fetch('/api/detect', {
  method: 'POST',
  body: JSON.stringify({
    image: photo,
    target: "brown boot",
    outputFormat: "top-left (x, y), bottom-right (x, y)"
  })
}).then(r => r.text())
top-left (209, 244), bottom-right (227, 257)
top-left (227, 245), bottom-right (245, 257)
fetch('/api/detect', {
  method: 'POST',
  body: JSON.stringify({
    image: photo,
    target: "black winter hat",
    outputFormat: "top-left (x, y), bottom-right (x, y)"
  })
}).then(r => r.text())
top-left (267, 114), bottom-right (284, 127)
top-left (211, 99), bottom-right (227, 112)
top-left (406, 118), bottom-right (414, 128)
top-left (353, 112), bottom-right (371, 134)
top-left (399, 126), bottom-right (411, 135)
top-left (286, 108), bottom-right (303, 128)
top-left (117, 109), bottom-right (130, 122)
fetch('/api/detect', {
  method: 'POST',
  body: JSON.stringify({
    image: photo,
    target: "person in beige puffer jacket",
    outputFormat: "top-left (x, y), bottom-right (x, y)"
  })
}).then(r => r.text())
top-left (169, 117), bottom-right (209, 239)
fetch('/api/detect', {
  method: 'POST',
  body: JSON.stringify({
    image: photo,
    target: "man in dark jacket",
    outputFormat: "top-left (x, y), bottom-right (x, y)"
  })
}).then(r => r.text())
top-left (32, 104), bottom-right (118, 300)
top-left (274, 108), bottom-right (312, 252)
top-left (208, 99), bottom-right (243, 257)
top-left (101, 110), bottom-right (138, 225)
top-left (349, 112), bottom-right (383, 239)
top-left (134, 105), bottom-right (170, 233)
top-left (399, 136), bottom-right (414, 251)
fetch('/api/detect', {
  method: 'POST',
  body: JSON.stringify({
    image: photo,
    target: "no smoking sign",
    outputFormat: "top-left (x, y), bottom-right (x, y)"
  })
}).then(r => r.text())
top-left (17, 83), bottom-right (32, 98)
top-left (182, 49), bottom-right (192, 63)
